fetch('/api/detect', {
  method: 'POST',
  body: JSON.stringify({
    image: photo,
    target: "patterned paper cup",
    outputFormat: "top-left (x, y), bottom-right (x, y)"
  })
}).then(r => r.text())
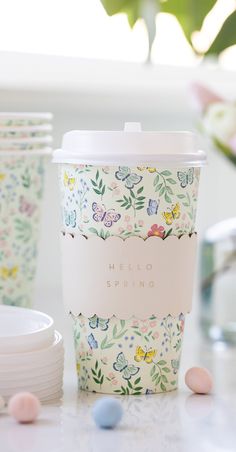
top-left (0, 150), bottom-right (50, 308)
top-left (0, 136), bottom-right (52, 151)
top-left (0, 125), bottom-right (52, 140)
top-left (0, 113), bottom-right (53, 127)
top-left (54, 123), bottom-right (206, 394)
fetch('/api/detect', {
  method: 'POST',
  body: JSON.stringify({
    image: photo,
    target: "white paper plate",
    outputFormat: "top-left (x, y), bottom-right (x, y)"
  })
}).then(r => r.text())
top-left (0, 361), bottom-right (64, 386)
top-left (0, 381), bottom-right (63, 397)
top-left (41, 390), bottom-right (63, 404)
top-left (0, 370), bottom-right (63, 390)
top-left (0, 354), bottom-right (64, 374)
top-left (0, 330), bottom-right (63, 365)
top-left (0, 306), bottom-right (54, 353)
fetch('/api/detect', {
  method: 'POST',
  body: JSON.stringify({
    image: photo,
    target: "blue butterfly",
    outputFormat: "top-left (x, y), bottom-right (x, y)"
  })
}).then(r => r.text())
top-left (87, 333), bottom-right (98, 349)
top-left (177, 168), bottom-right (194, 188)
top-left (147, 199), bottom-right (159, 216)
top-left (89, 315), bottom-right (109, 331)
top-left (113, 352), bottom-right (139, 380)
top-left (115, 167), bottom-right (142, 190)
top-left (64, 209), bottom-right (76, 228)
top-left (171, 359), bottom-right (180, 375)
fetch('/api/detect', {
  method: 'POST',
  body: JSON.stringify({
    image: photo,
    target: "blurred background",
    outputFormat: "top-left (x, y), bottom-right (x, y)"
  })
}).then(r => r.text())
top-left (0, 0), bottom-right (236, 318)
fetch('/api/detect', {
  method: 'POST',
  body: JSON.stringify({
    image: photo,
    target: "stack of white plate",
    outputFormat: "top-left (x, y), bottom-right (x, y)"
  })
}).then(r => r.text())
top-left (0, 306), bottom-right (63, 403)
top-left (0, 112), bottom-right (53, 151)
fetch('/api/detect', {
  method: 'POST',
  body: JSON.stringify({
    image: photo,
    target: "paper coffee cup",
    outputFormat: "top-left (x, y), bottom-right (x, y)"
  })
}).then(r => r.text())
top-left (0, 149), bottom-right (50, 308)
top-left (54, 123), bottom-right (206, 394)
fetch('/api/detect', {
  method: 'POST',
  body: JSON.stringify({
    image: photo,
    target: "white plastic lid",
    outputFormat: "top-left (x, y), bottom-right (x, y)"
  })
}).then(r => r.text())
top-left (53, 122), bottom-right (206, 167)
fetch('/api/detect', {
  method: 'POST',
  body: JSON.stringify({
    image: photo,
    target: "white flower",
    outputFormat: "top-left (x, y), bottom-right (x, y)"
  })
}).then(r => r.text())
top-left (203, 102), bottom-right (236, 147)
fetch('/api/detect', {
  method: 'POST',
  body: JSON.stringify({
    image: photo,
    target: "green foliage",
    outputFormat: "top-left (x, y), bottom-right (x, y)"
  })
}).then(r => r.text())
top-left (114, 377), bottom-right (143, 395)
top-left (160, 0), bottom-right (216, 42)
top-left (207, 10), bottom-right (236, 56)
top-left (91, 360), bottom-right (104, 386)
top-left (153, 171), bottom-right (176, 204)
top-left (117, 186), bottom-right (145, 216)
top-left (90, 170), bottom-right (106, 199)
top-left (101, 320), bottom-right (128, 349)
top-left (100, 0), bottom-right (236, 57)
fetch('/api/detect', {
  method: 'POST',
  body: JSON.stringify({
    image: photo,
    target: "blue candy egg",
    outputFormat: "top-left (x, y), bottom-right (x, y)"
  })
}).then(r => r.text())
top-left (92, 397), bottom-right (123, 429)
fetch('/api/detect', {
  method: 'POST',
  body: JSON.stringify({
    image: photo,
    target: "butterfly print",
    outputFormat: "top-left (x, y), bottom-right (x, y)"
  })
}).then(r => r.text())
top-left (147, 199), bottom-right (159, 216)
top-left (89, 315), bottom-right (109, 331)
top-left (87, 333), bottom-right (98, 349)
top-left (113, 352), bottom-right (139, 380)
top-left (177, 168), bottom-right (194, 188)
top-left (115, 166), bottom-right (142, 189)
top-left (92, 202), bottom-right (121, 228)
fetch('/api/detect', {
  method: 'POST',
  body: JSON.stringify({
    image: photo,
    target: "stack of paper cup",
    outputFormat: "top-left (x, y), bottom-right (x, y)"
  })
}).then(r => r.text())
top-left (0, 305), bottom-right (64, 403)
top-left (0, 113), bottom-right (52, 308)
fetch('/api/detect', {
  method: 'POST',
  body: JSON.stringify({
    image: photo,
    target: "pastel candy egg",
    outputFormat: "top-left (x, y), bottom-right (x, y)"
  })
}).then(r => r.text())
top-left (8, 392), bottom-right (41, 423)
top-left (0, 395), bottom-right (5, 411)
top-left (185, 367), bottom-right (213, 394)
top-left (92, 397), bottom-right (123, 429)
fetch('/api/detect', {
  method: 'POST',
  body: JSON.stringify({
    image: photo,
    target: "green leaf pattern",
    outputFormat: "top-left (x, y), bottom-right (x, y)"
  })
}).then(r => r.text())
top-left (72, 313), bottom-right (185, 394)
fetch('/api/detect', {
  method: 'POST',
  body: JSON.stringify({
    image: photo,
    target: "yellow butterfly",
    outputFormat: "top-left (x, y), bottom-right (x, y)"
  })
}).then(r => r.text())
top-left (134, 346), bottom-right (157, 364)
top-left (162, 203), bottom-right (181, 225)
top-left (64, 172), bottom-right (76, 191)
top-left (0, 173), bottom-right (6, 182)
top-left (137, 166), bottom-right (157, 173)
top-left (0, 266), bottom-right (19, 280)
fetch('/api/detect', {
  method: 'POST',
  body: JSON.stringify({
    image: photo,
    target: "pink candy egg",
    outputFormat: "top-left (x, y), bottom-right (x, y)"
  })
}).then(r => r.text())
top-left (8, 392), bottom-right (41, 423)
top-left (185, 367), bottom-right (213, 394)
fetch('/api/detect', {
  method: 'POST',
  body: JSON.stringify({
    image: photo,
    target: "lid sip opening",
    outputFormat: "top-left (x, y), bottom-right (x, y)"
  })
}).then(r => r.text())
top-left (53, 122), bottom-right (206, 167)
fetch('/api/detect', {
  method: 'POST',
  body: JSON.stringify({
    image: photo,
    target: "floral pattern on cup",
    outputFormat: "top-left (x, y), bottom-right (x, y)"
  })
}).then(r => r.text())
top-left (0, 155), bottom-right (46, 307)
top-left (72, 313), bottom-right (184, 395)
top-left (59, 164), bottom-right (200, 238)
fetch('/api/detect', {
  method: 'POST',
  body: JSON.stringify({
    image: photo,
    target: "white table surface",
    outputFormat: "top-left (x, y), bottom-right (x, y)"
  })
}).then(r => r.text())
top-left (1, 292), bottom-right (236, 452)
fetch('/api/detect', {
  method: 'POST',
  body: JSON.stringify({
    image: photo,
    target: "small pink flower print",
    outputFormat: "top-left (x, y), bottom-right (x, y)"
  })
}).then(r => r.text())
top-left (127, 224), bottom-right (133, 232)
top-left (101, 357), bottom-right (108, 365)
top-left (141, 326), bottom-right (148, 333)
top-left (138, 220), bottom-right (144, 227)
top-left (118, 227), bottom-right (124, 234)
top-left (125, 215), bottom-right (131, 223)
top-left (108, 372), bottom-right (115, 379)
top-left (112, 379), bottom-right (118, 386)
top-left (180, 320), bottom-right (185, 333)
top-left (114, 188), bottom-right (120, 196)
top-left (110, 181), bottom-right (117, 189)
top-left (148, 224), bottom-right (165, 239)
top-left (153, 331), bottom-right (159, 339)
top-left (102, 166), bottom-right (110, 174)
top-left (132, 320), bottom-right (139, 327)
top-left (149, 321), bottom-right (157, 328)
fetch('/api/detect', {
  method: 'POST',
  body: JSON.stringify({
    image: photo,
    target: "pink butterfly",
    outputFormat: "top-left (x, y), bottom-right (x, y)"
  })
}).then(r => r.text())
top-left (92, 202), bottom-right (121, 228)
top-left (19, 196), bottom-right (36, 217)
